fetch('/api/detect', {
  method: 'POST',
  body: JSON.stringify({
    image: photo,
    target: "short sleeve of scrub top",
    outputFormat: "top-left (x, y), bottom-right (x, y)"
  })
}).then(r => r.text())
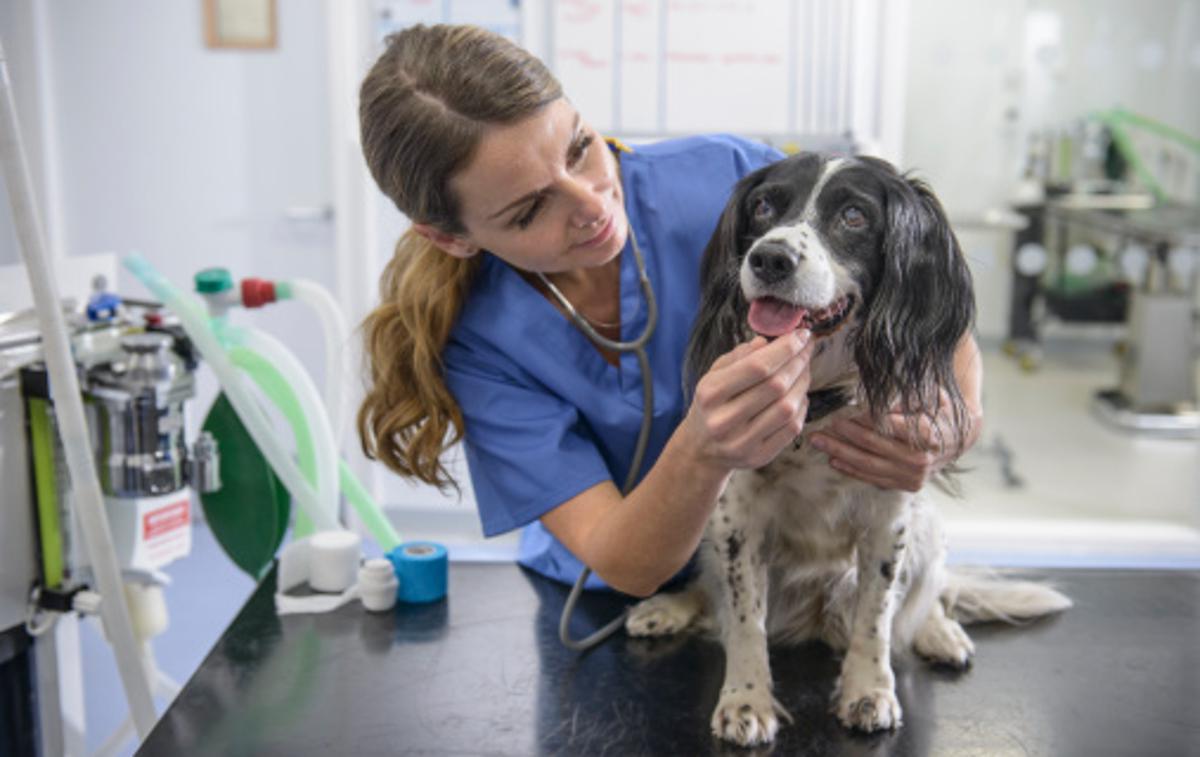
top-left (443, 134), bottom-right (783, 589)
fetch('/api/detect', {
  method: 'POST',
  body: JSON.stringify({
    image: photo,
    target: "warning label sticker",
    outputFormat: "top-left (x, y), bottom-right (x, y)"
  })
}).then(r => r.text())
top-left (143, 498), bottom-right (190, 541)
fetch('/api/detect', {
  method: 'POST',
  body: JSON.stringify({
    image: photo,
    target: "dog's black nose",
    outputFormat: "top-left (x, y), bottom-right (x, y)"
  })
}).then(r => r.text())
top-left (748, 243), bottom-right (799, 285)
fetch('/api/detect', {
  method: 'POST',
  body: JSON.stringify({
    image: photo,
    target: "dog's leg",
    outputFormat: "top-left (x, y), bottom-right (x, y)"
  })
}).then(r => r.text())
top-left (913, 596), bottom-right (975, 668)
top-left (706, 489), bottom-right (786, 747)
top-left (835, 495), bottom-right (908, 732)
top-left (904, 509), bottom-right (975, 668)
top-left (625, 581), bottom-right (709, 637)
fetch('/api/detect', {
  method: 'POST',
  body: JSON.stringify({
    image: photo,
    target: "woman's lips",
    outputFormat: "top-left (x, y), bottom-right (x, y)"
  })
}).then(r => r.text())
top-left (576, 214), bottom-right (615, 248)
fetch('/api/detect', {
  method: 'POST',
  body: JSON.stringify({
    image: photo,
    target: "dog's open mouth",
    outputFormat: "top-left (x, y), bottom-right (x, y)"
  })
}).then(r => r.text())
top-left (748, 294), bottom-right (855, 338)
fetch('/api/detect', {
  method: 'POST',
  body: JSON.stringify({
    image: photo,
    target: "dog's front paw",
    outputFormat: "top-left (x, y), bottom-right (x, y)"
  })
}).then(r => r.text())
top-left (835, 687), bottom-right (902, 732)
top-left (625, 593), bottom-right (697, 637)
top-left (710, 688), bottom-right (783, 746)
top-left (914, 615), bottom-right (975, 668)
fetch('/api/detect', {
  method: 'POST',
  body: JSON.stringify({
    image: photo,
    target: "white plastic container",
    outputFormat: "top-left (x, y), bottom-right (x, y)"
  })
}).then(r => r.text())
top-left (358, 558), bottom-right (399, 612)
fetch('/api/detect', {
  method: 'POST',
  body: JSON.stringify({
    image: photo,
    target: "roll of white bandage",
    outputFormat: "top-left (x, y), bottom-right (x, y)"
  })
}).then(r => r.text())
top-left (308, 530), bottom-right (362, 592)
top-left (275, 530), bottom-right (364, 616)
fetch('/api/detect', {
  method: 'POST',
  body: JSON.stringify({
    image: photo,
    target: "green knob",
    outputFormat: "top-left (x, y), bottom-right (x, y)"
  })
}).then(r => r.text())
top-left (195, 268), bottom-right (233, 294)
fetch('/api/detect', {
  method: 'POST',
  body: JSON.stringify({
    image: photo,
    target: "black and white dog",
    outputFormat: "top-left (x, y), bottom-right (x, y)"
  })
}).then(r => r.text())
top-left (626, 153), bottom-right (1070, 746)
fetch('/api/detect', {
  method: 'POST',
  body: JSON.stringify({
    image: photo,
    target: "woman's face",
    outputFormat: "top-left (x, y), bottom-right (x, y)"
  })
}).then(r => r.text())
top-left (420, 98), bottom-right (628, 276)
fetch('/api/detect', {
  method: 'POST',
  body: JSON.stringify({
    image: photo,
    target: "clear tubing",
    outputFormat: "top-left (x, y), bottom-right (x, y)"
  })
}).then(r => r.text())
top-left (233, 326), bottom-right (340, 530)
top-left (123, 254), bottom-right (339, 532)
top-left (284, 279), bottom-right (349, 443)
top-left (230, 343), bottom-right (401, 550)
top-left (228, 345), bottom-right (321, 524)
top-left (1, 42), bottom-right (158, 737)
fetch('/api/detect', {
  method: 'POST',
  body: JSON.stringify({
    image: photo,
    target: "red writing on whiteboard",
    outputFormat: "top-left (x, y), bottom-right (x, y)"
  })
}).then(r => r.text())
top-left (559, 49), bottom-right (610, 69)
top-left (562, 0), bottom-right (604, 24)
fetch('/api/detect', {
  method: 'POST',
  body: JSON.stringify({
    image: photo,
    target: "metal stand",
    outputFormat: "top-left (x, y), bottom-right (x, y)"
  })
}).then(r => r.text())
top-left (1092, 290), bottom-right (1199, 438)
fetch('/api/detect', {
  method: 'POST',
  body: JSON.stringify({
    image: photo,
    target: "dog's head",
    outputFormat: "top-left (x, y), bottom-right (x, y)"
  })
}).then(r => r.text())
top-left (687, 152), bottom-right (975, 441)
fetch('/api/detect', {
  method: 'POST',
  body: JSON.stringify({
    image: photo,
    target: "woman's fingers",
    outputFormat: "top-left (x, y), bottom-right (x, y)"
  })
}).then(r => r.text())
top-left (707, 336), bottom-right (767, 372)
top-left (705, 338), bottom-right (814, 437)
top-left (699, 330), bottom-right (811, 404)
top-left (811, 418), bottom-right (935, 492)
top-left (729, 359), bottom-right (812, 465)
top-left (687, 330), bottom-right (815, 470)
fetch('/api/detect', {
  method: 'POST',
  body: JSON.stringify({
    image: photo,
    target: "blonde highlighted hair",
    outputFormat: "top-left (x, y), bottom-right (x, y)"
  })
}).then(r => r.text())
top-left (357, 24), bottom-right (562, 489)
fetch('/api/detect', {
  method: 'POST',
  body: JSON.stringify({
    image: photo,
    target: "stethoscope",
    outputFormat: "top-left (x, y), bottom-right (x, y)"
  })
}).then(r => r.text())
top-left (536, 223), bottom-right (658, 652)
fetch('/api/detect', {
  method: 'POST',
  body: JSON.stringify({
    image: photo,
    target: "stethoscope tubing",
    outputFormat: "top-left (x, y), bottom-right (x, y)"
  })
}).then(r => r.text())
top-left (538, 226), bottom-right (658, 652)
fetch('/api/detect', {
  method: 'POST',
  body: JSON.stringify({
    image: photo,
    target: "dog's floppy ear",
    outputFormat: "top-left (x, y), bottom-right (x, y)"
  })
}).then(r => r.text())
top-left (684, 165), bottom-right (771, 396)
top-left (854, 163), bottom-right (975, 446)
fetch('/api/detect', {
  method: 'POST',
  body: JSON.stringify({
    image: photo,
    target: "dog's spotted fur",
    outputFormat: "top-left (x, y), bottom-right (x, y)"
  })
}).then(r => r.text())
top-left (625, 153), bottom-right (1071, 746)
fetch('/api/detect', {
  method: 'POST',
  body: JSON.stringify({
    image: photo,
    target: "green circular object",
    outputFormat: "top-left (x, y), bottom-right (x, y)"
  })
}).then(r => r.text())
top-left (200, 391), bottom-right (290, 579)
top-left (194, 268), bottom-right (233, 294)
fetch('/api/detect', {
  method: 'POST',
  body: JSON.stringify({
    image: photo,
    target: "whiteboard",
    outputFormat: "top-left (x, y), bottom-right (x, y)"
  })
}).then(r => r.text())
top-left (545, 0), bottom-right (887, 147)
top-left (371, 0), bottom-right (900, 151)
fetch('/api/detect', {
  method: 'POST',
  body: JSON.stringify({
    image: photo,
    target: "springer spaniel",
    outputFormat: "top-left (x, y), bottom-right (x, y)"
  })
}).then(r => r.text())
top-left (625, 153), bottom-right (1070, 746)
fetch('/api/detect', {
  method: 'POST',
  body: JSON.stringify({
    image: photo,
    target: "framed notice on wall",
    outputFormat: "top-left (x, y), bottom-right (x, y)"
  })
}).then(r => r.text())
top-left (204, 0), bottom-right (278, 50)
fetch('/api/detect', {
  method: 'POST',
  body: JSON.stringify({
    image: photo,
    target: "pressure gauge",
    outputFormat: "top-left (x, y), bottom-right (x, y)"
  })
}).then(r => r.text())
top-left (1065, 244), bottom-right (1098, 276)
top-left (1118, 243), bottom-right (1150, 281)
top-left (1015, 242), bottom-right (1048, 277)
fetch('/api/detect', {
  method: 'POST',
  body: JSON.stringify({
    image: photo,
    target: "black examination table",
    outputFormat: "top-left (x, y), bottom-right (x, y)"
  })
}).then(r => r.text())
top-left (137, 563), bottom-right (1200, 756)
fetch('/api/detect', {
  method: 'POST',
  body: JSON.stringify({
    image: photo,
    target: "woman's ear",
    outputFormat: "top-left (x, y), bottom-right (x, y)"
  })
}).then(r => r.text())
top-left (412, 223), bottom-right (479, 259)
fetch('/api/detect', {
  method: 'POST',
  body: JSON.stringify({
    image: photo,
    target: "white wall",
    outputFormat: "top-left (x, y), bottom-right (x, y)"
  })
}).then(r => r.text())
top-left (0, 0), bottom-right (52, 268)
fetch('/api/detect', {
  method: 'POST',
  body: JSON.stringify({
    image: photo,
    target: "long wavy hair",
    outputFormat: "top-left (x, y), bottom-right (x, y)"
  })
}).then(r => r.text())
top-left (357, 25), bottom-right (562, 490)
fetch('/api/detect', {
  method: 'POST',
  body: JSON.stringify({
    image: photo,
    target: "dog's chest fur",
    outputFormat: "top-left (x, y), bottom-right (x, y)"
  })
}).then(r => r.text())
top-left (715, 336), bottom-right (885, 571)
top-left (725, 410), bottom-right (872, 568)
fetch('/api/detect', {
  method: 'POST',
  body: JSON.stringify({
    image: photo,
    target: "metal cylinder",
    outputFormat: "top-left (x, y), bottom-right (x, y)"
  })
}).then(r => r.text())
top-left (190, 430), bottom-right (221, 494)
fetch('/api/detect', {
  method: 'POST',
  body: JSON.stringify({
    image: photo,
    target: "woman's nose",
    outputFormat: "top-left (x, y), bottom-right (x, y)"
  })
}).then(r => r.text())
top-left (566, 177), bottom-right (607, 228)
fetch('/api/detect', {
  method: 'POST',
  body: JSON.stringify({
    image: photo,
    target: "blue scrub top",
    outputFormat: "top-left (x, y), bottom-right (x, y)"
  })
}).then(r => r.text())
top-left (443, 134), bottom-right (782, 589)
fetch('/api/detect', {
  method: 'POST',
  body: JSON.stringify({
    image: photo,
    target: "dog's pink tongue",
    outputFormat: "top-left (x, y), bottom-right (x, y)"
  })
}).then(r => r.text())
top-left (748, 298), bottom-right (808, 337)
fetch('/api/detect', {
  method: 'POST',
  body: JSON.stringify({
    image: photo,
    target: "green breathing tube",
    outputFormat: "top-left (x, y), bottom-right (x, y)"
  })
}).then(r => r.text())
top-left (231, 346), bottom-right (400, 551)
top-left (124, 254), bottom-right (401, 552)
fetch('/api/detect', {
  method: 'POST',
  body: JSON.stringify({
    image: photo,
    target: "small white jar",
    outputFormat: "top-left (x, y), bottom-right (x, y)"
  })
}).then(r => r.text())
top-left (358, 558), bottom-right (399, 612)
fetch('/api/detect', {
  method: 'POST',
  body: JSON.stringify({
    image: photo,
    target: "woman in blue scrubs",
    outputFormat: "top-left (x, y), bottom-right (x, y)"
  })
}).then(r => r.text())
top-left (356, 25), bottom-right (982, 596)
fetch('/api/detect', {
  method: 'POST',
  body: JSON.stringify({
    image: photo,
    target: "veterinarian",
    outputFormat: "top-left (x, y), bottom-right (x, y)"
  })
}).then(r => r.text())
top-left (356, 24), bottom-right (983, 599)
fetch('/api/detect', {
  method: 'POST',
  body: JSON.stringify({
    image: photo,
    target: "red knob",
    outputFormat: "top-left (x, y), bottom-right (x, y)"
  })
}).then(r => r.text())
top-left (241, 278), bottom-right (277, 308)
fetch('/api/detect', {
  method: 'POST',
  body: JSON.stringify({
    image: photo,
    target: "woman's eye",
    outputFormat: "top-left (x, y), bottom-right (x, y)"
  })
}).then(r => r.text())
top-left (514, 197), bottom-right (544, 229)
top-left (568, 134), bottom-right (594, 167)
top-left (753, 198), bottom-right (774, 222)
top-left (841, 205), bottom-right (866, 229)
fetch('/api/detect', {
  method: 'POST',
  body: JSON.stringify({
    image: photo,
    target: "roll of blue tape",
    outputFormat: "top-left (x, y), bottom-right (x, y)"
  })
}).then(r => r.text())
top-left (387, 541), bottom-right (448, 604)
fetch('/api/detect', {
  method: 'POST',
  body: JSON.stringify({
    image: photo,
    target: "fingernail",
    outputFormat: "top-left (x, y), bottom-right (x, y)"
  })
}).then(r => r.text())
top-left (794, 329), bottom-right (811, 346)
top-left (810, 436), bottom-right (826, 450)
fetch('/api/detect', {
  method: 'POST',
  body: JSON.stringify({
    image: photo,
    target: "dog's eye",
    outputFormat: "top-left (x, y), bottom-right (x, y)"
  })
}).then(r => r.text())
top-left (841, 205), bottom-right (867, 229)
top-left (753, 198), bottom-right (775, 222)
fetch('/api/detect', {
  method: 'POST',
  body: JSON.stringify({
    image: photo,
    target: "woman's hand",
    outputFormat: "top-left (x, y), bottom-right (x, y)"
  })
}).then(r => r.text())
top-left (810, 332), bottom-right (984, 492)
top-left (682, 330), bottom-right (815, 472)
top-left (810, 388), bottom-right (983, 492)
